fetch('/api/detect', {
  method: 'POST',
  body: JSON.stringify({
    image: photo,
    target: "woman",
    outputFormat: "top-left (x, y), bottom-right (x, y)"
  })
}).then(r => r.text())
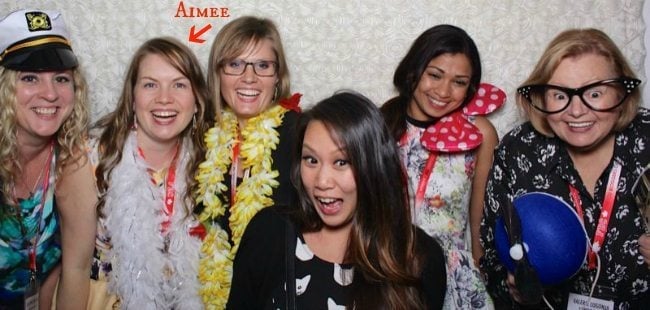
top-left (56, 37), bottom-right (214, 309)
top-left (195, 16), bottom-right (301, 307)
top-left (0, 9), bottom-right (89, 309)
top-left (0, 9), bottom-right (88, 309)
top-left (480, 28), bottom-right (650, 309)
top-left (381, 24), bottom-right (502, 309)
top-left (227, 91), bottom-right (447, 309)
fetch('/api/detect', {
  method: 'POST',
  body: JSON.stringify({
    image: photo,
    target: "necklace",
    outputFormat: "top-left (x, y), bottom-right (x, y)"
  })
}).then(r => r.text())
top-left (14, 141), bottom-right (54, 199)
top-left (196, 104), bottom-right (287, 308)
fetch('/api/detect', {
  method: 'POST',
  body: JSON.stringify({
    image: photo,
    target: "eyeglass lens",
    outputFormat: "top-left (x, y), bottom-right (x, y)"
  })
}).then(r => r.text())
top-left (223, 59), bottom-right (277, 77)
top-left (528, 80), bottom-right (633, 113)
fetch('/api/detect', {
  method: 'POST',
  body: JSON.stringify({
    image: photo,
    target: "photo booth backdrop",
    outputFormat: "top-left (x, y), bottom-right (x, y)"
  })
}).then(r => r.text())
top-left (3, 0), bottom-right (645, 137)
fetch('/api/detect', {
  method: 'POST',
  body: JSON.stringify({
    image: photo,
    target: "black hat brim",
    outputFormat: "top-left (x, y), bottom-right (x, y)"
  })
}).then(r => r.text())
top-left (1, 43), bottom-right (78, 71)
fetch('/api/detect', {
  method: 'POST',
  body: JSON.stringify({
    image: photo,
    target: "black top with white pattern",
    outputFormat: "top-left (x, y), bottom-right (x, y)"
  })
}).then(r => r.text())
top-left (480, 108), bottom-right (650, 309)
top-left (228, 206), bottom-right (447, 309)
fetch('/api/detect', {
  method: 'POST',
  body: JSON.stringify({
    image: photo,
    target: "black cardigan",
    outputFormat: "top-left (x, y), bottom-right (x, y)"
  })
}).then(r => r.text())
top-left (227, 206), bottom-right (447, 309)
top-left (197, 110), bottom-right (299, 240)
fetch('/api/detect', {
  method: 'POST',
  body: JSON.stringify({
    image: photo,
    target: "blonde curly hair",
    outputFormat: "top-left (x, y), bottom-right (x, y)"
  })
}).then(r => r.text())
top-left (0, 66), bottom-right (89, 213)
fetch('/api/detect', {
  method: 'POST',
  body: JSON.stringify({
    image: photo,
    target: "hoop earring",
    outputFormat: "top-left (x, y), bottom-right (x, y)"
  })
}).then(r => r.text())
top-left (192, 113), bottom-right (197, 133)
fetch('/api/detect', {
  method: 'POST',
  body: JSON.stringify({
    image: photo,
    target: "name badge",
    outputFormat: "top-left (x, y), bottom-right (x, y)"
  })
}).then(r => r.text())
top-left (567, 292), bottom-right (614, 310)
top-left (23, 273), bottom-right (39, 310)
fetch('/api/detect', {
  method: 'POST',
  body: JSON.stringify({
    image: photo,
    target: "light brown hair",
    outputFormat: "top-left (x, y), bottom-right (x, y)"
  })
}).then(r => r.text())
top-left (94, 37), bottom-right (214, 216)
top-left (518, 28), bottom-right (640, 136)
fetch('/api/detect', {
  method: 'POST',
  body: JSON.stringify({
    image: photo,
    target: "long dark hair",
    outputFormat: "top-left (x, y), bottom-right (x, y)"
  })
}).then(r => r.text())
top-left (382, 24), bottom-right (481, 140)
top-left (291, 91), bottom-right (426, 309)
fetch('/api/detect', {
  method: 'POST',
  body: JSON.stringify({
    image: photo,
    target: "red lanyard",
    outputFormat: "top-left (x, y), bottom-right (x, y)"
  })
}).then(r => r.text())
top-left (569, 162), bottom-right (622, 270)
top-left (28, 142), bottom-right (54, 273)
top-left (400, 134), bottom-right (438, 207)
top-left (138, 144), bottom-right (179, 234)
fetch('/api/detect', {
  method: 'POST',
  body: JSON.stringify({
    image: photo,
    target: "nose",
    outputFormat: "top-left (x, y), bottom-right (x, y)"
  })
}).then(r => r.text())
top-left (314, 165), bottom-right (334, 189)
top-left (40, 79), bottom-right (60, 102)
top-left (566, 94), bottom-right (588, 117)
top-left (241, 63), bottom-right (258, 83)
top-left (156, 86), bottom-right (173, 104)
top-left (435, 80), bottom-right (452, 98)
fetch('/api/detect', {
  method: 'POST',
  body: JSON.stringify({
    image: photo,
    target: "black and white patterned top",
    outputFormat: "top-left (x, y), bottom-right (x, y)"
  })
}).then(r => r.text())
top-left (480, 108), bottom-right (650, 309)
top-left (272, 235), bottom-right (354, 309)
top-left (227, 206), bottom-right (447, 309)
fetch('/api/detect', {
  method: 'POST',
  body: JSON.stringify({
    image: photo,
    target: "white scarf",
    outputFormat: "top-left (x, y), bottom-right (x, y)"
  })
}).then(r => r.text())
top-left (103, 132), bottom-right (203, 309)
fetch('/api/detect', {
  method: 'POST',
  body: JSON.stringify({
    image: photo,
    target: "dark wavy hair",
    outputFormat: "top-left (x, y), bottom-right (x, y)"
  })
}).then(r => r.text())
top-left (291, 91), bottom-right (427, 309)
top-left (382, 24), bottom-right (481, 140)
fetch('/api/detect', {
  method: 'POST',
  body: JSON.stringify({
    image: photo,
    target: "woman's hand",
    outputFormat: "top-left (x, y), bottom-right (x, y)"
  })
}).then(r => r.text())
top-left (506, 272), bottom-right (525, 304)
top-left (506, 271), bottom-right (544, 305)
top-left (640, 234), bottom-right (650, 269)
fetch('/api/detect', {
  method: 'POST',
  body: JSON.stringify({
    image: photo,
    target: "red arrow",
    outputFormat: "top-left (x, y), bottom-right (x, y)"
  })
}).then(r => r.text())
top-left (189, 24), bottom-right (212, 43)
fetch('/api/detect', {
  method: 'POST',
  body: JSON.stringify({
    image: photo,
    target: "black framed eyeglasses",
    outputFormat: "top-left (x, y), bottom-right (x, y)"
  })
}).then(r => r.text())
top-left (221, 59), bottom-right (278, 77)
top-left (517, 77), bottom-right (641, 114)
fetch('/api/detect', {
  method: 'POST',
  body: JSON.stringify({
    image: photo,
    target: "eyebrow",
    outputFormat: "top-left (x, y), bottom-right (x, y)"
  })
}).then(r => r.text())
top-left (427, 65), bottom-right (471, 79)
top-left (139, 76), bottom-right (189, 82)
top-left (301, 142), bottom-right (316, 153)
top-left (301, 141), bottom-right (346, 156)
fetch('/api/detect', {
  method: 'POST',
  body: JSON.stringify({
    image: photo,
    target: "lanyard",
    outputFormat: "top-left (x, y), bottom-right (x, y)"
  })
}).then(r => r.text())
top-left (138, 144), bottom-right (179, 234)
top-left (400, 134), bottom-right (438, 208)
top-left (162, 148), bottom-right (179, 233)
top-left (230, 136), bottom-right (241, 205)
top-left (569, 162), bottom-right (622, 270)
top-left (28, 142), bottom-right (55, 273)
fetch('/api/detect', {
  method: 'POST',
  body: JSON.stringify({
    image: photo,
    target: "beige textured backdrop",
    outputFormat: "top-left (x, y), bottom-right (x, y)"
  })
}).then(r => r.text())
top-left (2, 0), bottom-right (645, 137)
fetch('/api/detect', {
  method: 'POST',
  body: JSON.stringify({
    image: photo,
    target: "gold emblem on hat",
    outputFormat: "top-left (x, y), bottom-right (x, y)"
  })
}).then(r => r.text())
top-left (25, 12), bottom-right (52, 31)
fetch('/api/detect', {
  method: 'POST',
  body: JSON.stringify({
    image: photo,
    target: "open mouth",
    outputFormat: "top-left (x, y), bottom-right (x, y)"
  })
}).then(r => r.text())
top-left (567, 121), bottom-right (594, 128)
top-left (237, 89), bottom-right (260, 98)
top-left (32, 107), bottom-right (58, 116)
top-left (152, 110), bottom-right (178, 119)
top-left (316, 196), bottom-right (343, 215)
top-left (428, 96), bottom-right (448, 107)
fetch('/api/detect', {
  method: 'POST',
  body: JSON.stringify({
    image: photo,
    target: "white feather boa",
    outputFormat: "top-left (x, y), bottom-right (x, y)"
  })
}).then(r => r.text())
top-left (103, 133), bottom-right (203, 309)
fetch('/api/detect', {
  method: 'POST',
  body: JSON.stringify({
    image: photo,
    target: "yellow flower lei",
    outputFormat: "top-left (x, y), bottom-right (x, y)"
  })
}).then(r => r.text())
top-left (196, 104), bottom-right (288, 308)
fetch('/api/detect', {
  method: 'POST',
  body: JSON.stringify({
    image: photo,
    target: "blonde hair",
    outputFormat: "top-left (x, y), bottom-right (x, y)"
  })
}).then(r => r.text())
top-left (0, 66), bottom-right (89, 212)
top-left (518, 28), bottom-right (640, 136)
top-left (207, 16), bottom-right (291, 121)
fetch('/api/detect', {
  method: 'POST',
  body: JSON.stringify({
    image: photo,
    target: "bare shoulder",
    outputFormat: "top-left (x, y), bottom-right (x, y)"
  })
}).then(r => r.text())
top-left (473, 116), bottom-right (498, 144)
top-left (56, 147), bottom-right (97, 212)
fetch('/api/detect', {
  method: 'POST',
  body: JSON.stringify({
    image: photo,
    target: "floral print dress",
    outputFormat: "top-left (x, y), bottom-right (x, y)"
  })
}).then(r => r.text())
top-left (401, 118), bottom-right (492, 310)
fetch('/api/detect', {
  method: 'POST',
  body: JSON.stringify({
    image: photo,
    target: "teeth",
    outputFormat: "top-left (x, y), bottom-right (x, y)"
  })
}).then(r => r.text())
top-left (428, 97), bottom-right (447, 107)
top-left (237, 89), bottom-right (260, 97)
top-left (32, 107), bottom-right (57, 115)
top-left (317, 197), bottom-right (337, 204)
top-left (568, 122), bottom-right (593, 128)
top-left (152, 111), bottom-right (177, 118)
